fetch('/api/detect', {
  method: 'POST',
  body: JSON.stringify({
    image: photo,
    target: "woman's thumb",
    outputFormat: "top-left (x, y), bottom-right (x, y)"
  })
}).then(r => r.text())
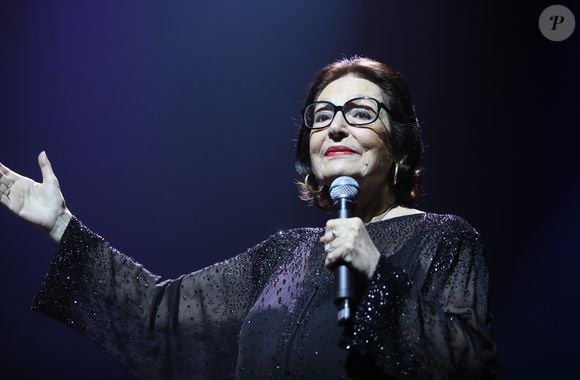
top-left (38, 151), bottom-right (58, 184)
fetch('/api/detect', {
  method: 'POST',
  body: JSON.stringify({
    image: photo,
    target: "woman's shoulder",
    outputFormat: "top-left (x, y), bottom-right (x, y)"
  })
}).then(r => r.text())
top-left (421, 212), bottom-right (480, 234)
top-left (270, 226), bottom-right (323, 240)
top-left (253, 226), bottom-right (323, 251)
top-left (373, 210), bottom-right (482, 241)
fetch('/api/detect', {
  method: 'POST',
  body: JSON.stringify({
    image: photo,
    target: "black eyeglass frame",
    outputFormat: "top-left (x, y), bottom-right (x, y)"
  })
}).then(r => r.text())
top-left (302, 96), bottom-right (391, 130)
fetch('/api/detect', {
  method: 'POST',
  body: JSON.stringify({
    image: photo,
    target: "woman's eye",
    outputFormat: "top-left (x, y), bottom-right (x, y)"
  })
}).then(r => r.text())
top-left (350, 109), bottom-right (374, 120)
top-left (314, 111), bottom-right (332, 123)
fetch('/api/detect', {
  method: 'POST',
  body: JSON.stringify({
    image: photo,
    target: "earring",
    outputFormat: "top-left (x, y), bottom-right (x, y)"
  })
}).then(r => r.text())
top-left (393, 162), bottom-right (399, 187)
top-left (305, 174), bottom-right (324, 193)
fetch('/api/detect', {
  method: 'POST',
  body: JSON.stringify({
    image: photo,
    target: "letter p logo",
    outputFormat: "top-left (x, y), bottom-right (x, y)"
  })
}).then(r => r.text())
top-left (539, 5), bottom-right (576, 41)
top-left (550, 15), bottom-right (566, 30)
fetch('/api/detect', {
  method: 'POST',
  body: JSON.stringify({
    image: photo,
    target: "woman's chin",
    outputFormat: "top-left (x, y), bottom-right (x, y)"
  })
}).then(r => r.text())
top-left (318, 170), bottom-right (362, 184)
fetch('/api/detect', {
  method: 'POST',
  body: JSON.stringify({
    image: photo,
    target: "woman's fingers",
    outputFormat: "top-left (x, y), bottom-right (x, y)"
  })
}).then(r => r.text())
top-left (0, 191), bottom-right (9, 206)
top-left (319, 230), bottom-right (333, 244)
top-left (324, 246), bottom-right (342, 267)
top-left (321, 217), bottom-right (380, 279)
top-left (0, 161), bottom-right (15, 184)
top-left (38, 151), bottom-right (58, 185)
top-left (321, 220), bottom-right (345, 264)
top-left (0, 163), bottom-right (15, 207)
top-left (0, 153), bottom-right (71, 240)
top-left (0, 163), bottom-right (15, 202)
top-left (323, 232), bottom-right (348, 268)
top-left (0, 171), bottom-right (11, 186)
top-left (320, 219), bottom-right (344, 244)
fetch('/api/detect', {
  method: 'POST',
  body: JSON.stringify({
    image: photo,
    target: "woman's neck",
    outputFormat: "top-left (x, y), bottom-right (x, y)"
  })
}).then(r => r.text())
top-left (355, 185), bottom-right (398, 223)
top-left (367, 204), bottom-right (399, 223)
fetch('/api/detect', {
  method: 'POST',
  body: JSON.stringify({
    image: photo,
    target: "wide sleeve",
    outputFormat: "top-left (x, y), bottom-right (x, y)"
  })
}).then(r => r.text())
top-left (344, 218), bottom-right (499, 379)
top-left (31, 217), bottom-right (284, 379)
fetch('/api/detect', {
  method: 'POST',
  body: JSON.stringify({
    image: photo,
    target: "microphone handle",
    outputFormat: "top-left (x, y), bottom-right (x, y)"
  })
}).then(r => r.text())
top-left (334, 197), bottom-right (356, 325)
top-left (336, 197), bottom-right (354, 218)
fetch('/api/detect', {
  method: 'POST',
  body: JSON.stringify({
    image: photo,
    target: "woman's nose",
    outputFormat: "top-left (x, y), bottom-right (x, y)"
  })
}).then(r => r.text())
top-left (327, 111), bottom-right (349, 140)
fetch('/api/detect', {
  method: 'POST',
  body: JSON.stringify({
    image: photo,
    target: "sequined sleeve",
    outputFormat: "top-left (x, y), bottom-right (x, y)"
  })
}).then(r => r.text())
top-left (31, 217), bottom-right (287, 379)
top-left (345, 216), bottom-right (499, 379)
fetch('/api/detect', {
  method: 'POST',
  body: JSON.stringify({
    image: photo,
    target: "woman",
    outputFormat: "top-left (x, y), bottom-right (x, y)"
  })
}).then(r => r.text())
top-left (0, 57), bottom-right (498, 379)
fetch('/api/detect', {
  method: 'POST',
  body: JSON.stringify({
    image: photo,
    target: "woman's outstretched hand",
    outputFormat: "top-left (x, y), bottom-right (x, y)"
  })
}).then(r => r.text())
top-left (0, 151), bottom-right (71, 243)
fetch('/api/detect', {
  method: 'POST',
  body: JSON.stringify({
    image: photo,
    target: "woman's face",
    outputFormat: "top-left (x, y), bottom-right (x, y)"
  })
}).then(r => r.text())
top-left (309, 75), bottom-right (393, 192)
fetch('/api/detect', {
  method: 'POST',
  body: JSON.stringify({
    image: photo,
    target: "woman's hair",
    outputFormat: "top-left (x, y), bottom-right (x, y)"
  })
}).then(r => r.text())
top-left (295, 56), bottom-right (424, 210)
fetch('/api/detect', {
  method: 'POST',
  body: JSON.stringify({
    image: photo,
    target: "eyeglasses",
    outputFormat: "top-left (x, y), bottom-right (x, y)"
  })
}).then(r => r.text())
top-left (302, 97), bottom-right (390, 130)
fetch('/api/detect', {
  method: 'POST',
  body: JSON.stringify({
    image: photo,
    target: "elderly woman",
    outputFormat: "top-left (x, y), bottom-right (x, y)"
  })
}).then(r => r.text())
top-left (0, 57), bottom-right (498, 379)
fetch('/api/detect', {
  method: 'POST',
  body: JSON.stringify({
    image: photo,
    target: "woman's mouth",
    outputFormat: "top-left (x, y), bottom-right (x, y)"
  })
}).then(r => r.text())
top-left (325, 145), bottom-right (356, 157)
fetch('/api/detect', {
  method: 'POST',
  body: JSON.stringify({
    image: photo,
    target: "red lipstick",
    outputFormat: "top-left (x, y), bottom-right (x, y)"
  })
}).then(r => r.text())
top-left (325, 145), bottom-right (356, 157)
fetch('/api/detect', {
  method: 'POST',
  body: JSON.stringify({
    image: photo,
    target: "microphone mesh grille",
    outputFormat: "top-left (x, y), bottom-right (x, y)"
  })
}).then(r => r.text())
top-left (329, 176), bottom-right (359, 201)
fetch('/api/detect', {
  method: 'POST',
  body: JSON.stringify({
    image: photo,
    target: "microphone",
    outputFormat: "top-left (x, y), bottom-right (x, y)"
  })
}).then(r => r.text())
top-left (329, 176), bottom-right (359, 325)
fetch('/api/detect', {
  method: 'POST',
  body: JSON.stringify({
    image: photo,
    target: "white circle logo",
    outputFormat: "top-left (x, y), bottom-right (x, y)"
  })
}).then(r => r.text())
top-left (539, 5), bottom-right (575, 41)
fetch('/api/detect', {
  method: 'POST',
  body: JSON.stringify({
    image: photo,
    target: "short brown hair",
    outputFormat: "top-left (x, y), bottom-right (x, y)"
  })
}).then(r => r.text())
top-left (295, 56), bottom-right (424, 209)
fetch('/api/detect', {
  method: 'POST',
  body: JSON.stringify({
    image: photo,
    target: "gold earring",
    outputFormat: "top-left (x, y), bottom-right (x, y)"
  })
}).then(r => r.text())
top-left (393, 162), bottom-right (399, 186)
top-left (305, 174), bottom-right (324, 193)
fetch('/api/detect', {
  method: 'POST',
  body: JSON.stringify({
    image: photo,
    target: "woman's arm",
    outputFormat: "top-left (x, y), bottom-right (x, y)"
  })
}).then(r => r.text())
top-left (1, 153), bottom-right (289, 378)
top-left (345, 218), bottom-right (499, 379)
top-left (32, 217), bottom-right (286, 379)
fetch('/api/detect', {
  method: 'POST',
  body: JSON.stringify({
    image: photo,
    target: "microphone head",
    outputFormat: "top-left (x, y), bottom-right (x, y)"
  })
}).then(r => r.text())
top-left (329, 176), bottom-right (359, 201)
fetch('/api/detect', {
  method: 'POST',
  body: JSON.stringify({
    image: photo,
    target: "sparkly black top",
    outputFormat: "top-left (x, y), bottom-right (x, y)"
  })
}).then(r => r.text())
top-left (32, 213), bottom-right (498, 379)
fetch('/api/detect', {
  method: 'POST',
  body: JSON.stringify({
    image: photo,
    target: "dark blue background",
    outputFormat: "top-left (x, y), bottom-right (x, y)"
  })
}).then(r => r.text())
top-left (1, 1), bottom-right (578, 378)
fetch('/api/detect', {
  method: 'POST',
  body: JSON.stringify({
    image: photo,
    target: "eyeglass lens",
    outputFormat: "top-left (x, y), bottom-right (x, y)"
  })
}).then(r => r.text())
top-left (304, 98), bottom-right (379, 129)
